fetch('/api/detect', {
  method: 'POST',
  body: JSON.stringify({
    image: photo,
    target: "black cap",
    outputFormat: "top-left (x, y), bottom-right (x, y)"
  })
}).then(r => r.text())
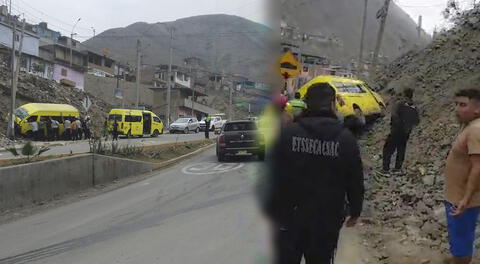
top-left (304, 83), bottom-right (336, 111)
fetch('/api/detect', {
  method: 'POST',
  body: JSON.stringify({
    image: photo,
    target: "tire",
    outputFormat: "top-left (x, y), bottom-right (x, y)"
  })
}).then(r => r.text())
top-left (195, 127), bottom-right (200, 133)
top-left (151, 130), bottom-right (159, 137)
top-left (217, 153), bottom-right (225, 162)
top-left (184, 128), bottom-right (189, 134)
top-left (354, 107), bottom-right (366, 126)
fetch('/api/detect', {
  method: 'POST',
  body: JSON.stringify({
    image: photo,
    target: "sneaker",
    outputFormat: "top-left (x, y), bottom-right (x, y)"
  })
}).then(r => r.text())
top-left (377, 169), bottom-right (390, 176)
top-left (392, 168), bottom-right (403, 175)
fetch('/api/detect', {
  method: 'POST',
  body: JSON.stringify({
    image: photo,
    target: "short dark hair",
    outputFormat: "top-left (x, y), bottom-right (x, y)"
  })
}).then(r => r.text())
top-left (304, 83), bottom-right (336, 112)
top-left (294, 92), bottom-right (301, 99)
top-left (403, 88), bottom-right (414, 99)
top-left (455, 89), bottom-right (480, 100)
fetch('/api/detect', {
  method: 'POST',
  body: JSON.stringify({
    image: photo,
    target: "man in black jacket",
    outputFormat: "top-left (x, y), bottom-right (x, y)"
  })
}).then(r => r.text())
top-left (382, 88), bottom-right (420, 173)
top-left (263, 83), bottom-right (364, 264)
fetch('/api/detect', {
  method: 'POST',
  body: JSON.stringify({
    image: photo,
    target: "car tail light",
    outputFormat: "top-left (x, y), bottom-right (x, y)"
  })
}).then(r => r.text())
top-left (219, 135), bottom-right (225, 143)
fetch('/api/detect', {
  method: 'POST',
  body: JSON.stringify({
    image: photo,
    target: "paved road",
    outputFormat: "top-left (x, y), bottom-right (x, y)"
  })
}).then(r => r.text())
top-left (0, 149), bottom-right (372, 264)
top-left (0, 132), bottom-right (213, 160)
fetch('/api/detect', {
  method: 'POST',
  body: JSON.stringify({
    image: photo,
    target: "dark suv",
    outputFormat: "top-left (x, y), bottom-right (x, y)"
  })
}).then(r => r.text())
top-left (216, 120), bottom-right (265, 162)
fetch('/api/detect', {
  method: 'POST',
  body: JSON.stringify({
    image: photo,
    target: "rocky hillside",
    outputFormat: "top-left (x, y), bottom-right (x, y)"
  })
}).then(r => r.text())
top-left (84, 15), bottom-right (274, 82)
top-left (281, 0), bottom-right (431, 65)
top-left (359, 7), bottom-right (480, 262)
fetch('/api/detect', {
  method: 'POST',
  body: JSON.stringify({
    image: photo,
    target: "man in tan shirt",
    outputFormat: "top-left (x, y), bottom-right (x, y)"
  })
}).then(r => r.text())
top-left (444, 88), bottom-right (480, 264)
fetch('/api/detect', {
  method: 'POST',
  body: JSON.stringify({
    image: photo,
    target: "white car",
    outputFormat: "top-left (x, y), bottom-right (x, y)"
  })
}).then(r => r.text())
top-left (199, 116), bottom-right (226, 132)
top-left (169, 117), bottom-right (200, 134)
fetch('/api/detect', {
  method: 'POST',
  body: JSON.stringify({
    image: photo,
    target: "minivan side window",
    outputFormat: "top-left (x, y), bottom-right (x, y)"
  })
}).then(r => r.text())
top-left (51, 116), bottom-right (63, 123)
top-left (27, 116), bottom-right (38, 122)
top-left (153, 116), bottom-right (161, 123)
top-left (109, 114), bottom-right (122, 122)
top-left (132, 116), bottom-right (142, 122)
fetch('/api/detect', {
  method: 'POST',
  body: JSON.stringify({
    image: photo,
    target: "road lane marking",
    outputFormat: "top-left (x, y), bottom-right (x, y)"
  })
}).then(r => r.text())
top-left (182, 162), bottom-right (244, 175)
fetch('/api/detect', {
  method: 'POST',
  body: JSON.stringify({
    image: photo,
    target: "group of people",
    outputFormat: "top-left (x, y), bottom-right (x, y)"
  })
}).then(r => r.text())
top-left (29, 116), bottom-right (92, 142)
top-left (260, 83), bottom-right (480, 264)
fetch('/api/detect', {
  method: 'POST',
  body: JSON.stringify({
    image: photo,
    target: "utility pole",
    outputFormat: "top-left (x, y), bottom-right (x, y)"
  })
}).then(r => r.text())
top-left (358, 0), bottom-right (369, 74)
top-left (135, 39), bottom-right (141, 108)
top-left (7, 14), bottom-right (16, 139)
top-left (190, 62), bottom-right (195, 118)
top-left (417, 15), bottom-right (423, 38)
top-left (371, 0), bottom-right (391, 74)
top-left (166, 27), bottom-right (174, 127)
top-left (14, 19), bottom-right (26, 91)
top-left (116, 64), bottom-right (120, 105)
top-left (70, 18), bottom-right (81, 68)
top-left (229, 80), bottom-right (233, 121)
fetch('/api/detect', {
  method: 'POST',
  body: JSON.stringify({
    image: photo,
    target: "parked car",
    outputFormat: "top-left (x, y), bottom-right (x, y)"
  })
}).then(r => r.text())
top-left (199, 115), bottom-right (227, 132)
top-left (216, 120), bottom-right (265, 162)
top-left (169, 117), bottom-right (200, 134)
top-left (298, 75), bottom-right (386, 125)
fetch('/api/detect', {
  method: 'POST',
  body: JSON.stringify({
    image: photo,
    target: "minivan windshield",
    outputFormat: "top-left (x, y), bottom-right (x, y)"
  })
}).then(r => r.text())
top-left (14, 108), bottom-right (28, 120)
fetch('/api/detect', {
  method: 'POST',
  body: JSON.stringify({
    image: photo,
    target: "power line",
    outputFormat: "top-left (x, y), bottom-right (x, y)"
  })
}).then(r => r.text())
top-left (9, 4), bottom-right (76, 34)
top-left (15, 0), bottom-right (92, 31)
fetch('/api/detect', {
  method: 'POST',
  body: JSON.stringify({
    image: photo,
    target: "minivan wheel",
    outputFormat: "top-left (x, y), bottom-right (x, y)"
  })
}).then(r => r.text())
top-left (354, 107), bottom-right (366, 126)
top-left (195, 127), bottom-right (200, 133)
top-left (151, 130), bottom-right (159, 137)
top-left (184, 128), bottom-right (189, 134)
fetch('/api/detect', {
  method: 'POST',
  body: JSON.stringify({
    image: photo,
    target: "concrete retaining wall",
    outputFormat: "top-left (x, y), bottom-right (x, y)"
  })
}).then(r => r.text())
top-left (93, 155), bottom-right (153, 185)
top-left (0, 154), bottom-right (154, 210)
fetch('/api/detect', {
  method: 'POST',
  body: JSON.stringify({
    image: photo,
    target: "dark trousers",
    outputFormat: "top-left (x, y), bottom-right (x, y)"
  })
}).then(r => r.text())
top-left (72, 129), bottom-right (77, 141)
top-left (84, 128), bottom-right (91, 139)
top-left (52, 128), bottom-right (59, 140)
top-left (33, 130), bottom-right (40, 141)
top-left (113, 130), bottom-right (119, 141)
top-left (77, 129), bottom-right (83, 140)
top-left (204, 122), bottom-right (210, 139)
top-left (273, 226), bottom-right (340, 264)
top-left (65, 129), bottom-right (71, 140)
top-left (382, 130), bottom-right (410, 171)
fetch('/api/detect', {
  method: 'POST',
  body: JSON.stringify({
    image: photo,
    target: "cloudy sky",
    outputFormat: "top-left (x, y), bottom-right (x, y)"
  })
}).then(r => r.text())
top-left (6, 0), bottom-right (476, 38)
top-left (395, 0), bottom-right (476, 34)
top-left (6, 0), bottom-right (270, 40)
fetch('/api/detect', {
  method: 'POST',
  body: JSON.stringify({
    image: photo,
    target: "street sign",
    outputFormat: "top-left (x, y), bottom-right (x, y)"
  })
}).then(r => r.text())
top-left (82, 95), bottom-right (92, 112)
top-left (280, 51), bottom-right (301, 79)
top-left (114, 88), bottom-right (123, 99)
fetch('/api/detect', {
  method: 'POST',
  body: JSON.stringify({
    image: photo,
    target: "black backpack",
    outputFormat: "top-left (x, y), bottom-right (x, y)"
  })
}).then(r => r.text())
top-left (399, 102), bottom-right (419, 134)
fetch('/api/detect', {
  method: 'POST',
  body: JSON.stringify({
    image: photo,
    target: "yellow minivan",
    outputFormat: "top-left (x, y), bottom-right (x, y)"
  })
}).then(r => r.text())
top-left (298, 76), bottom-right (386, 123)
top-left (108, 109), bottom-right (164, 137)
top-left (14, 103), bottom-right (80, 137)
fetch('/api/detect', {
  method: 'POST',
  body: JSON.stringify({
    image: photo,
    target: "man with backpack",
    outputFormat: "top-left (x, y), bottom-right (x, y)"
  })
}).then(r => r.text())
top-left (382, 88), bottom-right (420, 174)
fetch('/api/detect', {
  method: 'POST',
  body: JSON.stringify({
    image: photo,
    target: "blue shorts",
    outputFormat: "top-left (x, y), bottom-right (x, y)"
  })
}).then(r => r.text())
top-left (445, 202), bottom-right (480, 257)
